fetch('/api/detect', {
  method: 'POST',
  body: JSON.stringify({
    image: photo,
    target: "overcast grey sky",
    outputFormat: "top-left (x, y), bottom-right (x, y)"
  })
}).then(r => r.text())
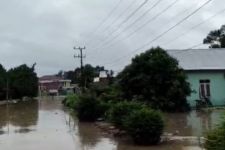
top-left (0, 0), bottom-right (224, 76)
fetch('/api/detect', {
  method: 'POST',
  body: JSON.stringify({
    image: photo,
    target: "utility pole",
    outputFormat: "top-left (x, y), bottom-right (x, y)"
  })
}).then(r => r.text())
top-left (74, 46), bottom-right (86, 88)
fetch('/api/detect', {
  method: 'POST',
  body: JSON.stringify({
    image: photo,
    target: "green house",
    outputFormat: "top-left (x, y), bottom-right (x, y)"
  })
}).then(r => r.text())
top-left (168, 49), bottom-right (225, 107)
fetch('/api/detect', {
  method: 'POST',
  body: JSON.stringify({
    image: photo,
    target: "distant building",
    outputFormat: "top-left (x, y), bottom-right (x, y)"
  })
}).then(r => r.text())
top-left (93, 70), bottom-right (112, 85)
top-left (39, 75), bottom-right (74, 96)
top-left (168, 49), bottom-right (225, 107)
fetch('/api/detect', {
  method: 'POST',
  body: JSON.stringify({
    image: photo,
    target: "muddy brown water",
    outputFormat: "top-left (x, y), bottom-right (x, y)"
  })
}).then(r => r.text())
top-left (0, 97), bottom-right (224, 150)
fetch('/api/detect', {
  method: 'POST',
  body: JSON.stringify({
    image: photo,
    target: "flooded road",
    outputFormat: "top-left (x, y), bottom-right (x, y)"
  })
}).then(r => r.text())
top-left (0, 97), bottom-right (224, 150)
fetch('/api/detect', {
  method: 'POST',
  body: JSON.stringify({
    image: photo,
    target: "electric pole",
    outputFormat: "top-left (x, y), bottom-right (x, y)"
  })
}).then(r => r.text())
top-left (74, 46), bottom-right (86, 88)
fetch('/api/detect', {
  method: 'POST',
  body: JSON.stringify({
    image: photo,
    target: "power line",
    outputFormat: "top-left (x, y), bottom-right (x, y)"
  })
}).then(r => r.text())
top-left (90, 0), bottom-right (197, 59)
top-left (98, 0), bottom-right (164, 49)
top-left (163, 7), bottom-right (225, 47)
top-left (100, 0), bottom-right (138, 35)
top-left (102, 0), bottom-right (213, 66)
top-left (106, 42), bottom-right (205, 69)
top-left (92, 0), bottom-right (123, 33)
top-left (134, 0), bottom-right (213, 52)
top-left (108, 0), bottom-right (149, 35)
top-left (121, 0), bottom-right (164, 32)
top-left (92, 0), bottom-right (180, 52)
top-left (91, 0), bottom-right (149, 50)
top-left (87, 0), bottom-right (137, 54)
top-left (87, 0), bottom-right (123, 45)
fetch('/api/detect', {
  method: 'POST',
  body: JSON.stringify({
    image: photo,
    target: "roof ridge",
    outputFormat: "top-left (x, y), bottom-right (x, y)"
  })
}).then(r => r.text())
top-left (166, 48), bottom-right (225, 51)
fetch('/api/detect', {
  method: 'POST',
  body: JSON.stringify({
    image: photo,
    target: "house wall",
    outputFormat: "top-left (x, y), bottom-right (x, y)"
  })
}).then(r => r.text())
top-left (186, 71), bottom-right (225, 107)
top-left (64, 81), bottom-right (71, 88)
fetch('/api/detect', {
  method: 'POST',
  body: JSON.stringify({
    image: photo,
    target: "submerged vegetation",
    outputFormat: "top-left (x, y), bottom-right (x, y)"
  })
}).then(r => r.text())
top-left (125, 108), bottom-right (164, 145)
top-left (108, 101), bottom-right (145, 129)
top-left (63, 47), bottom-right (193, 145)
top-left (63, 92), bottom-right (164, 145)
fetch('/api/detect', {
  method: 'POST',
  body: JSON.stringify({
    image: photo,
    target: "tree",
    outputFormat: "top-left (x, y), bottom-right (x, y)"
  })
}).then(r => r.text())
top-left (82, 64), bottom-right (98, 88)
top-left (117, 47), bottom-right (191, 112)
top-left (64, 65), bottom-right (109, 88)
top-left (8, 64), bottom-right (38, 99)
top-left (56, 70), bottom-right (63, 78)
top-left (203, 25), bottom-right (225, 48)
top-left (0, 64), bottom-right (6, 100)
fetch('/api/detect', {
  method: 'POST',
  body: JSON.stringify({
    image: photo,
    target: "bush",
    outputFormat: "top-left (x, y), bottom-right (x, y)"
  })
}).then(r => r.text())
top-left (108, 101), bottom-right (144, 128)
top-left (98, 101), bottom-right (111, 119)
top-left (76, 93), bottom-right (102, 122)
top-left (125, 108), bottom-right (164, 145)
top-left (205, 119), bottom-right (225, 150)
top-left (63, 94), bottom-right (80, 109)
top-left (117, 47), bottom-right (191, 112)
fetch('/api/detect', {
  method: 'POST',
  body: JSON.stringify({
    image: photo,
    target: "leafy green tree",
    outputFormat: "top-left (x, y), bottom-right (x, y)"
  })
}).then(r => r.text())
top-left (203, 25), bottom-right (225, 48)
top-left (64, 64), bottom-right (111, 88)
top-left (8, 64), bottom-right (38, 99)
top-left (117, 47), bottom-right (191, 112)
top-left (0, 64), bottom-right (6, 100)
top-left (82, 64), bottom-right (98, 88)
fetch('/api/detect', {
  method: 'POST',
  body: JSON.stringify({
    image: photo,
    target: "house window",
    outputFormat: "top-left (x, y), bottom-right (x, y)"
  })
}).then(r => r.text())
top-left (199, 80), bottom-right (211, 99)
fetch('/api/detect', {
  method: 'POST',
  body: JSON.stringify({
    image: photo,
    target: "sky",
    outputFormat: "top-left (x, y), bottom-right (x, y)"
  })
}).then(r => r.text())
top-left (0, 0), bottom-right (224, 76)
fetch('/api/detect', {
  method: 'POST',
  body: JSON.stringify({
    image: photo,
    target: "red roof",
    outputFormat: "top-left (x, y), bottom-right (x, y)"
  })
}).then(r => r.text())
top-left (39, 75), bottom-right (63, 81)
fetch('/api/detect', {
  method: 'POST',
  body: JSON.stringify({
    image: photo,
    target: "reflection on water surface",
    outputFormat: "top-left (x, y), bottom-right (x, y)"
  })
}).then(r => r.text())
top-left (0, 97), bottom-right (224, 150)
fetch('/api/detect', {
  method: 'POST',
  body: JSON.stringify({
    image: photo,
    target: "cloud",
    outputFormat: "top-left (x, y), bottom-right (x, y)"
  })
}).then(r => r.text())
top-left (0, 0), bottom-right (224, 76)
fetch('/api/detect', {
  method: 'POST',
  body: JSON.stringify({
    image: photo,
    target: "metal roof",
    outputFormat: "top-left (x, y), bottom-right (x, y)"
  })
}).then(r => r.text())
top-left (167, 48), bottom-right (225, 71)
top-left (39, 75), bottom-right (63, 81)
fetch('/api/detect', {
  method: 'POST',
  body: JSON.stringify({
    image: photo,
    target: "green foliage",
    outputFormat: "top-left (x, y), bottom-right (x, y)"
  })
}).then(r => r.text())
top-left (8, 64), bottom-right (38, 99)
top-left (117, 47), bottom-right (191, 112)
top-left (63, 94), bottom-right (80, 109)
top-left (108, 101), bottom-right (144, 128)
top-left (64, 65), bottom-right (113, 88)
top-left (76, 93), bottom-right (102, 122)
top-left (81, 64), bottom-right (98, 88)
top-left (98, 101), bottom-right (111, 119)
top-left (205, 118), bottom-right (225, 150)
top-left (64, 65), bottom-right (105, 87)
top-left (90, 84), bottom-right (122, 102)
top-left (0, 63), bottom-right (38, 100)
top-left (0, 64), bottom-right (6, 100)
top-left (203, 25), bottom-right (225, 48)
top-left (125, 108), bottom-right (164, 145)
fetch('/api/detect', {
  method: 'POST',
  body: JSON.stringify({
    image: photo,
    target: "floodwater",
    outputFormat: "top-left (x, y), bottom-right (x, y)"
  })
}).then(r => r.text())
top-left (0, 97), bottom-right (224, 150)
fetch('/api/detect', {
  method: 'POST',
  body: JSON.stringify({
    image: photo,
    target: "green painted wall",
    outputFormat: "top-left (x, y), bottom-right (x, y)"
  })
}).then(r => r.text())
top-left (186, 71), bottom-right (225, 107)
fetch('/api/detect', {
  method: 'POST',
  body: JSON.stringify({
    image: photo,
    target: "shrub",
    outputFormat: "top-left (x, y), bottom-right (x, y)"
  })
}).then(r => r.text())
top-left (108, 101), bottom-right (144, 128)
top-left (125, 108), bottom-right (164, 145)
top-left (117, 47), bottom-right (191, 112)
top-left (63, 94), bottom-right (80, 109)
top-left (205, 119), bottom-right (225, 150)
top-left (98, 85), bottom-right (123, 102)
top-left (76, 93), bottom-right (102, 122)
top-left (98, 101), bottom-right (111, 119)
